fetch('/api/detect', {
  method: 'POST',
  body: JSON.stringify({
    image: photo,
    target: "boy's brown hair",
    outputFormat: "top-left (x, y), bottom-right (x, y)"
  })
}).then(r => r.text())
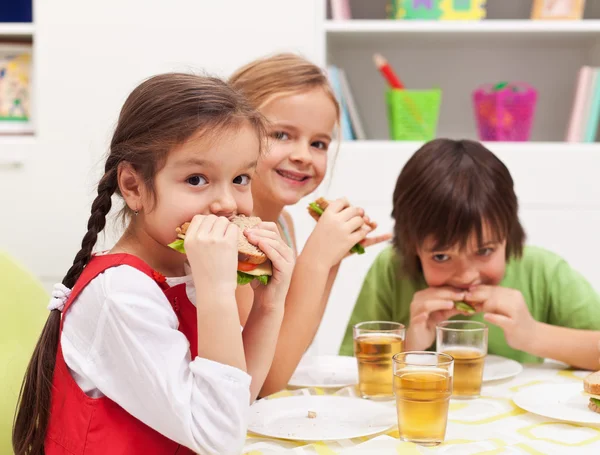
top-left (392, 138), bottom-right (526, 281)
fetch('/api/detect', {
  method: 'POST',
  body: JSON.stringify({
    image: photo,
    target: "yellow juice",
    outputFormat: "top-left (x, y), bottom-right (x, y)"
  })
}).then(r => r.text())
top-left (393, 368), bottom-right (452, 445)
top-left (443, 348), bottom-right (485, 397)
top-left (354, 334), bottom-right (404, 398)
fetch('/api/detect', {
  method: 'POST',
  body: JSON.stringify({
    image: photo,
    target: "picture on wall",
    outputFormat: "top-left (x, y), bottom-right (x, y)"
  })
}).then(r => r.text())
top-left (0, 43), bottom-right (32, 134)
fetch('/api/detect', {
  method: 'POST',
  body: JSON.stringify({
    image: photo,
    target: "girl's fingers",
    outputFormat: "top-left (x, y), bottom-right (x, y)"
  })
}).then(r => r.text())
top-left (254, 237), bottom-right (293, 266)
top-left (254, 221), bottom-right (279, 234)
top-left (349, 227), bottom-right (369, 246)
top-left (196, 214), bottom-right (218, 235)
top-left (225, 222), bottom-right (239, 243)
top-left (360, 233), bottom-right (392, 248)
top-left (347, 215), bottom-right (366, 234)
top-left (212, 216), bottom-right (231, 236)
top-left (326, 198), bottom-right (350, 214)
top-left (339, 206), bottom-right (365, 222)
top-left (245, 228), bottom-right (279, 241)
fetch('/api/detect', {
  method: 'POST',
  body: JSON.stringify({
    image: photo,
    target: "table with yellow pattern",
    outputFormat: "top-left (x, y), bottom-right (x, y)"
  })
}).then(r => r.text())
top-left (243, 362), bottom-right (599, 454)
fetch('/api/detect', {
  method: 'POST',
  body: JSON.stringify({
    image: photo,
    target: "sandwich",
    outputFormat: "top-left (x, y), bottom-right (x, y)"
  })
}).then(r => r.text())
top-left (168, 215), bottom-right (272, 285)
top-left (583, 370), bottom-right (600, 414)
top-left (307, 197), bottom-right (370, 255)
top-left (454, 301), bottom-right (476, 315)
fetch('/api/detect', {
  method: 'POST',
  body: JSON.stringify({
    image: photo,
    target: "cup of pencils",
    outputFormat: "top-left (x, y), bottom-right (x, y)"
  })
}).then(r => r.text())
top-left (375, 54), bottom-right (442, 141)
top-left (472, 82), bottom-right (537, 142)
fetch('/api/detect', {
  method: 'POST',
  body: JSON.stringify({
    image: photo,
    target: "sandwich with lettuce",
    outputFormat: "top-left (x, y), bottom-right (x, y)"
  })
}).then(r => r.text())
top-left (168, 215), bottom-right (272, 285)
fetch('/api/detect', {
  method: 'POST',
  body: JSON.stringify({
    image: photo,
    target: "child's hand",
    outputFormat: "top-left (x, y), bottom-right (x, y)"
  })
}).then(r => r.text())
top-left (306, 198), bottom-right (368, 268)
top-left (184, 214), bottom-right (238, 295)
top-left (245, 222), bottom-right (295, 312)
top-left (465, 285), bottom-right (537, 351)
top-left (406, 287), bottom-right (465, 351)
top-left (342, 218), bottom-right (392, 259)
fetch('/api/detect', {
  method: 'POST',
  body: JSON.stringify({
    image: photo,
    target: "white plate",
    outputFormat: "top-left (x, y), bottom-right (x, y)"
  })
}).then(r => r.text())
top-left (288, 355), bottom-right (358, 388)
top-left (248, 395), bottom-right (396, 441)
top-left (513, 383), bottom-right (600, 425)
top-left (483, 355), bottom-right (523, 382)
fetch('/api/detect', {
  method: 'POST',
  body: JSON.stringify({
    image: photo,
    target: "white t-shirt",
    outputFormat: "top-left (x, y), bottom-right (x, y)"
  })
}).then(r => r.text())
top-left (61, 264), bottom-right (251, 455)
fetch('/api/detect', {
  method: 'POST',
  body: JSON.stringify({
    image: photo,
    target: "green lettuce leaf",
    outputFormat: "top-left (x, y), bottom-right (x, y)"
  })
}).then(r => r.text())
top-left (168, 239), bottom-right (186, 254)
top-left (308, 202), bottom-right (324, 216)
top-left (237, 271), bottom-right (269, 286)
top-left (592, 398), bottom-right (600, 407)
top-left (169, 241), bottom-right (269, 286)
top-left (455, 301), bottom-right (476, 314)
top-left (350, 243), bottom-right (365, 255)
top-left (309, 202), bottom-right (365, 255)
top-left (256, 275), bottom-right (269, 285)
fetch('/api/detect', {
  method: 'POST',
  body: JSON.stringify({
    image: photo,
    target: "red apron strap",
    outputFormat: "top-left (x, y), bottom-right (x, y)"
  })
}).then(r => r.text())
top-left (60, 254), bottom-right (169, 328)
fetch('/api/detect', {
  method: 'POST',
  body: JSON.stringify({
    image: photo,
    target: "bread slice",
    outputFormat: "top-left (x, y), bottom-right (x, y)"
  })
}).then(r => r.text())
top-left (231, 215), bottom-right (267, 265)
top-left (176, 222), bottom-right (190, 239)
top-left (584, 371), bottom-right (600, 395)
top-left (174, 216), bottom-right (267, 265)
top-left (307, 197), bottom-right (328, 222)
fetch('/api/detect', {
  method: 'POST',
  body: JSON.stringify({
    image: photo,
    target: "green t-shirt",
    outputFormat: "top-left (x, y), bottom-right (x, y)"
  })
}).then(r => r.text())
top-left (339, 246), bottom-right (600, 363)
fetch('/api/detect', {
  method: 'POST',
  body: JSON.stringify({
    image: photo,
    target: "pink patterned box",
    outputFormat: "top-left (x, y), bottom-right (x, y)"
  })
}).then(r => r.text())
top-left (473, 82), bottom-right (537, 142)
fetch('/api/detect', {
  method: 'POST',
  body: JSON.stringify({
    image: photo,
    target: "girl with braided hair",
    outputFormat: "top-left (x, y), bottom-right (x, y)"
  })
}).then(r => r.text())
top-left (13, 73), bottom-right (294, 455)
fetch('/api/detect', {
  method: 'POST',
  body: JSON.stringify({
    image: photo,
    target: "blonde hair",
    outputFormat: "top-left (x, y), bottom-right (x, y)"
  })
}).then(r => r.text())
top-left (229, 53), bottom-right (340, 120)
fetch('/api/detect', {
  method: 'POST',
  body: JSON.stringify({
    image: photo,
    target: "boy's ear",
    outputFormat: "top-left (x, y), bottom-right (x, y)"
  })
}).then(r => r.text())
top-left (117, 161), bottom-right (144, 212)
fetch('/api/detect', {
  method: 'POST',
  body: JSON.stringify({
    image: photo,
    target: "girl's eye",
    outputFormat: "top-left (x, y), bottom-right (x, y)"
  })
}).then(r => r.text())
top-left (477, 247), bottom-right (494, 257)
top-left (233, 174), bottom-right (251, 185)
top-left (187, 175), bottom-right (207, 186)
top-left (312, 141), bottom-right (328, 150)
top-left (432, 254), bottom-right (450, 263)
top-left (272, 131), bottom-right (290, 141)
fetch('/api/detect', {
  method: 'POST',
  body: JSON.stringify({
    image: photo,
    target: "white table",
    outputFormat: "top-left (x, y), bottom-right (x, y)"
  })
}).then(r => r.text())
top-left (244, 362), bottom-right (599, 454)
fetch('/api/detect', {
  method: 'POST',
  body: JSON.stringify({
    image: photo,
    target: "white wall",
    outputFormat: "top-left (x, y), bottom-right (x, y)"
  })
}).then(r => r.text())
top-left (0, 0), bottom-right (323, 289)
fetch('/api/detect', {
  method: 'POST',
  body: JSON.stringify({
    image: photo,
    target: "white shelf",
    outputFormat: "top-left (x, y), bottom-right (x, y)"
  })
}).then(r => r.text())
top-left (0, 23), bottom-right (34, 38)
top-left (0, 122), bottom-right (34, 134)
top-left (0, 135), bottom-right (35, 167)
top-left (326, 20), bottom-right (600, 47)
top-left (326, 20), bottom-right (600, 34)
top-left (338, 140), bottom-right (600, 153)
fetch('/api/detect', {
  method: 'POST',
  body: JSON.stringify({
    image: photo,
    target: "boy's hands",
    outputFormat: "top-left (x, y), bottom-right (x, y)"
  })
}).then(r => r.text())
top-left (405, 287), bottom-right (465, 351)
top-left (466, 286), bottom-right (537, 351)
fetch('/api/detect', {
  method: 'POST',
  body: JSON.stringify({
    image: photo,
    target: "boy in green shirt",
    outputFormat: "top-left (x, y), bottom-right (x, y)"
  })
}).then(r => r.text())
top-left (340, 139), bottom-right (600, 370)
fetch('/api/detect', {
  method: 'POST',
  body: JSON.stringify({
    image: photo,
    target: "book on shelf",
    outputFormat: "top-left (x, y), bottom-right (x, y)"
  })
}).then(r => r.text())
top-left (330, 0), bottom-right (352, 20)
top-left (326, 65), bottom-right (366, 141)
top-left (566, 66), bottom-right (600, 143)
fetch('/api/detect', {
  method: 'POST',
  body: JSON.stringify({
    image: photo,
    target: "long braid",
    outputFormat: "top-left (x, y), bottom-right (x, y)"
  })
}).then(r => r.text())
top-left (12, 166), bottom-right (118, 455)
top-left (62, 166), bottom-right (118, 288)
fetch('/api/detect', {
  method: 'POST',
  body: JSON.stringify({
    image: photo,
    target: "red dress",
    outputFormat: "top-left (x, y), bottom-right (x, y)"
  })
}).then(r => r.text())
top-left (45, 254), bottom-right (197, 455)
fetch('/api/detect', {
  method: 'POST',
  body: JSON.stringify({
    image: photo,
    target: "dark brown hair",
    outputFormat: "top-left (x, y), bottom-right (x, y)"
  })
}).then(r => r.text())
top-left (13, 73), bottom-right (266, 455)
top-left (392, 138), bottom-right (525, 281)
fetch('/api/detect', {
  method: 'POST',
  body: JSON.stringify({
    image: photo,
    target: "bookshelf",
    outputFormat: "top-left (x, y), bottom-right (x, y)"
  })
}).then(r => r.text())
top-left (0, 22), bottom-right (34, 39)
top-left (320, 0), bottom-right (600, 146)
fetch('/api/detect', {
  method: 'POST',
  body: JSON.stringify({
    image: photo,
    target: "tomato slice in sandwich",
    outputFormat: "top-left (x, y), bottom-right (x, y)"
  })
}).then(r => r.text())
top-left (238, 261), bottom-right (258, 272)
